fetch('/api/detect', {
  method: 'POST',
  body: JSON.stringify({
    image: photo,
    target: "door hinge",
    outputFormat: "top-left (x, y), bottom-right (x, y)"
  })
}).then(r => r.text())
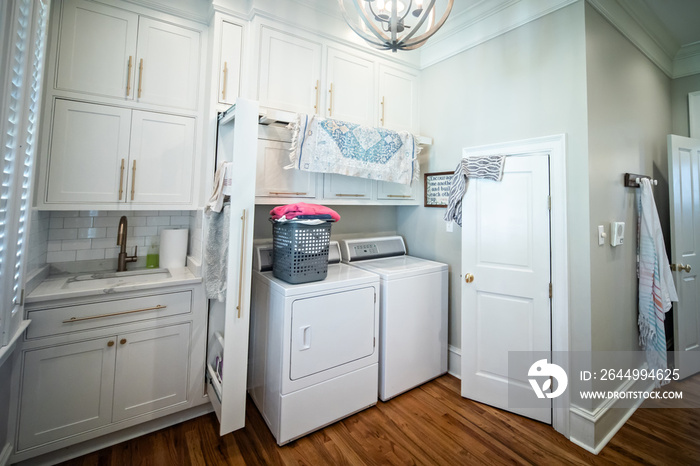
top-left (549, 283), bottom-right (552, 299)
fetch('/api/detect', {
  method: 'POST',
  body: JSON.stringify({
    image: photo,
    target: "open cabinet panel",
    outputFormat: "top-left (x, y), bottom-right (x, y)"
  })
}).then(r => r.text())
top-left (206, 98), bottom-right (259, 435)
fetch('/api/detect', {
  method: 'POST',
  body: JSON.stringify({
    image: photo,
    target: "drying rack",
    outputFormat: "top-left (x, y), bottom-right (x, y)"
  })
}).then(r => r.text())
top-left (624, 173), bottom-right (657, 187)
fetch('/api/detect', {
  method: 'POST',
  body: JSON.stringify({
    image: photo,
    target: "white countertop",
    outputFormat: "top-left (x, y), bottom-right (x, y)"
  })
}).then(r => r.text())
top-left (26, 267), bottom-right (202, 304)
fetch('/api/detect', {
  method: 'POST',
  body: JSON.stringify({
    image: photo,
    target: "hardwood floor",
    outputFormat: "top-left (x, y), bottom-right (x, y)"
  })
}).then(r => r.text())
top-left (58, 374), bottom-right (700, 466)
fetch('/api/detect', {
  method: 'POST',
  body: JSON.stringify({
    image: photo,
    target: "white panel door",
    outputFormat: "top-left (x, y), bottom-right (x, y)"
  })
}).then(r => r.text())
top-left (323, 174), bottom-right (373, 200)
top-left (218, 21), bottom-right (243, 106)
top-left (56, 0), bottom-right (138, 100)
top-left (46, 99), bottom-right (131, 204)
top-left (378, 64), bottom-right (418, 133)
top-left (18, 337), bottom-right (117, 450)
top-left (128, 110), bottom-right (195, 205)
top-left (668, 135), bottom-right (700, 379)
top-left (326, 47), bottom-right (375, 125)
top-left (135, 18), bottom-right (200, 110)
top-left (113, 324), bottom-right (190, 421)
top-left (255, 139), bottom-right (316, 198)
top-left (258, 27), bottom-right (322, 115)
top-left (461, 155), bottom-right (551, 423)
top-left (290, 287), bottom-right (376, 380)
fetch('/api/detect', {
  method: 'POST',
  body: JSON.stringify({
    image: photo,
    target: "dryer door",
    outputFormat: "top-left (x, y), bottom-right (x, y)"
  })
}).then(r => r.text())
top-left (290, 286), bottom-right (375, 380)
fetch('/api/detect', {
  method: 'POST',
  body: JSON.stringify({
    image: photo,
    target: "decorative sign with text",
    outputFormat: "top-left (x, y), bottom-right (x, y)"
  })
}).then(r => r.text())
top-left (424, 172), bottom-right (452, 207)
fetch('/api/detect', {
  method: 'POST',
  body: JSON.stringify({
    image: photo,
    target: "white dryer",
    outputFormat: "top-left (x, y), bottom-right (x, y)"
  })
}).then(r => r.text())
top-left (248, 241), bottom-right (379, 445)
top-left (340, 236), bottom-right (448, 401)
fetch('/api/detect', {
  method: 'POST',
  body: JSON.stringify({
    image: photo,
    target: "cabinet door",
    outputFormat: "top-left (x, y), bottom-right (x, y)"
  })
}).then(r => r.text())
top-left (219, 21), bottom-right (243, 106)
top-left (323, 174), bottom-right (373, 200)
top-left (128, 110), bottom-right (195, 205)
top-left (377, 180), bottom-right (416, 201)
top-left (18, 337), bottom-right (117, 450)
top-left (258, 27), bottom-right (322, 114)
top-left (46, 99), bottom-right (131, 204)
top-left (326, 47), bottom-right (375, 125)
top-left (55, 0), bottom-right (138, 100)
top-left (378, 64), bottom-right (419, 133)
top-left (135, 18), bottom-right (200, 110)
top-left (113, 324), bottom-right (190, 422)
top-left (255, 139), bottom-right (316, 199)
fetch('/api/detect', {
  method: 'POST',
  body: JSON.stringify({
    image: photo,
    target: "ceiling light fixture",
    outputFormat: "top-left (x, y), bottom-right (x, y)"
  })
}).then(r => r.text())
top-left (338, 0), bottom-right (453, 52)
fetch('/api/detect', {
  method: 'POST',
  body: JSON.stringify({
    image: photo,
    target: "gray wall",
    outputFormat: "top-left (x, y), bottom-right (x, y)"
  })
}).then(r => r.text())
top-left (398, 2), bottom-right (590, 351)
top-left (671, 73), bottom-right (700, 137)
top-left (585, 5), bottom-right (672, 356)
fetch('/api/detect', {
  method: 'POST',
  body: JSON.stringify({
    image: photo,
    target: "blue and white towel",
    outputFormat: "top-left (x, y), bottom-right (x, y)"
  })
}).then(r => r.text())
top-left (289, 114), bottom-right (420, 185)
top-left (637, 178), bottom-right (678, 385)
top-left (444, 156), bottom-right (506, 226)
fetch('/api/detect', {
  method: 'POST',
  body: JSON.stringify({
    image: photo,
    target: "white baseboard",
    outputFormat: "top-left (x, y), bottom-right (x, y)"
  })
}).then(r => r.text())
top-left (569, 376), bottom-right (654, 454)
top-left (448, 345), bottom-right (461, 378)
top-left (0, 443), bottom-right (12, 466)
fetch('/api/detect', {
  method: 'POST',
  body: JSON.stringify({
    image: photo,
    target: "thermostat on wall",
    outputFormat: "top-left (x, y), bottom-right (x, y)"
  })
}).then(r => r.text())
top-left (611, 222), bottom-right (625, 247)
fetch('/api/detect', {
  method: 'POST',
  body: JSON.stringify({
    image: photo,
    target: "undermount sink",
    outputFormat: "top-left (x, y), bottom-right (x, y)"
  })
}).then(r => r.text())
top-left (62, 268), bottom-right (172, 290)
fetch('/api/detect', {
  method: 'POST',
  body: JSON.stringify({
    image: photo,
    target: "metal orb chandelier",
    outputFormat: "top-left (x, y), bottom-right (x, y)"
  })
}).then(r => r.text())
top-left (338, 0), bottom-right (454, 52)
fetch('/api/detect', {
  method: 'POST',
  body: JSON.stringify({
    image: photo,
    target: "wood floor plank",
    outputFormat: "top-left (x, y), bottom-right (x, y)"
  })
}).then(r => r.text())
top-left (56, 374), bottom-right (700, 466)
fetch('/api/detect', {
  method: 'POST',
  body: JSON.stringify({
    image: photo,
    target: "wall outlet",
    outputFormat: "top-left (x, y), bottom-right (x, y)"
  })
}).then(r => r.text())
top-left (446, 221), bottom-right (453, 233)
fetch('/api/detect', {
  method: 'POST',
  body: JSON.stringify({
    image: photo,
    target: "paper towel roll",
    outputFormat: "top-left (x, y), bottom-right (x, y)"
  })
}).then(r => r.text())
top-left (160, 229), bottom-right (188, 269)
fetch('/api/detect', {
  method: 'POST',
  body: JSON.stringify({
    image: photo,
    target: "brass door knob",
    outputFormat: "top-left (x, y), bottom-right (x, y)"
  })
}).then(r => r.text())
top-left (120, 338), bottom-right (127, 345)
top-left (465, 273), bottom-right (474, 283)
top-left (672, 264), bottom-right (692, 273)
top-left (107, 341), bottom-right (115, 347)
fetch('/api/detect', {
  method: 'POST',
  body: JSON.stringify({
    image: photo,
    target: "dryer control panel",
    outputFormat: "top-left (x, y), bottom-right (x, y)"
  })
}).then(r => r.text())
top-left (341, 236), bottom-right (407, 262)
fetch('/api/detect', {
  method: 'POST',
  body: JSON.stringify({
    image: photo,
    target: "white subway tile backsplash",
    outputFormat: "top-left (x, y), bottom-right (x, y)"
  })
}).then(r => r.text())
top-left (78, 227), bottom-right (107, 239)
top-left (51, 211), bottom-right (80, 218)
top-left (104, 247), bottom-right (120, 259)
top-left (47, 241), bottom-right (62, 252)
top-left (134, 226), bottom-right (158, 237)
top-left (134, 211), bottom-right (159, 217)
top-left (63, 217), bottom-right (94, 229)
top-left (129, 216), bottom-right (147, 227)
top-left (47, 250), bottom-right (76, 263)
top-left (61, 239), bottom-right (92, 251)
top-left (93, 217), bottom-right (119, 228)
top-left (147, 216), bottom-right (171, 226)
top-left (170, 216), bottom-right (190, 226)
top-left (76, 249), bottom-right (105, 261)
top-left (48, 228), bottom-right (78, 241)
top-left (91, 237), bottom-right (118, 249)
top-left (49, 217), bottom-right (64, 229)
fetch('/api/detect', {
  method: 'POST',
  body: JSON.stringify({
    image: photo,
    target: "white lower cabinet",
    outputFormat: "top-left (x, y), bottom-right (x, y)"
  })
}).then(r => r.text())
top-left (255, 138), bottom-right (316, 199)
top-left (323, 174), bottom-right (373, 200)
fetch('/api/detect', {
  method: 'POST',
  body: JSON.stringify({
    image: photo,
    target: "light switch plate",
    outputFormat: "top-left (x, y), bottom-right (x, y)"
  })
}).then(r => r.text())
top-left (598, 225), bottom-right (606, 246)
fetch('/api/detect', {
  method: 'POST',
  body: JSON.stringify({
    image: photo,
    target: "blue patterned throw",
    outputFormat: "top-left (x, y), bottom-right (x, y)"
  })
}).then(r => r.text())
top-left (289, 114), bottom-right (420, 185)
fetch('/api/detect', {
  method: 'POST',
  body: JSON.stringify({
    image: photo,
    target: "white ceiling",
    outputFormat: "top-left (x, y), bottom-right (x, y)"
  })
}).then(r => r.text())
top-left (641, 0), bottom-right (700, 48)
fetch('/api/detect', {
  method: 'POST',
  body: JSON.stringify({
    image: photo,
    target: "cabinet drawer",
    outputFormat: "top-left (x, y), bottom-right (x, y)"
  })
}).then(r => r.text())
top-left (26, 291), bottom-right (192, 339)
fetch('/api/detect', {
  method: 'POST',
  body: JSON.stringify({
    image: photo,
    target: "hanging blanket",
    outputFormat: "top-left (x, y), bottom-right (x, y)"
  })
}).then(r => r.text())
top-left (637, 178), bottom-right (678, 385)
top-left (444, 156), bottom-right (506, 226)
top-left (289, 114), bottom-right (420, 185)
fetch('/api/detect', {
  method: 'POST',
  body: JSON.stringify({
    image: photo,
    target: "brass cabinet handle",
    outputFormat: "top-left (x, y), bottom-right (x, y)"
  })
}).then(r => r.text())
top-left (465, 273), bottom-right (474, 283)
top-left (107, 340), bottom-right (115, 347)
top-left (137, 58), bottom-right (143, 98)
top-left (62, 304), bottom-right (167, 323)
top-left (380, 96), bottom-right (385, 126)
top-left (328, 82), bottom-right (333, 116)
top-left (131, 160), bottom-right (136, 201)
top-left (118, 158), bottom-right (125, 200)
top-left (335, 193), bottom-right (365, 197)
top-left (236, 209), bottom-right (247, 319)
top-left (222, 61), bottom-right (228, 100)
top-left (314, 80), bottom-right (320, 113)
top-left (269, 191), bottom-right (307, 196)
top-left (120, 338), bottom-right (127, 345)
top-left (671, 263), bottom-right (692, 273)
top-left (387, 194), bottom-right (412, 198)
top-left (126, 56), bottom-right (133, 96)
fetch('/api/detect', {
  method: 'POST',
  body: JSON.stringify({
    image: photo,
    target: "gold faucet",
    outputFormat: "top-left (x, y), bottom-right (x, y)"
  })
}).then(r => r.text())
top-left (116, 215), bottom-right (138, 272)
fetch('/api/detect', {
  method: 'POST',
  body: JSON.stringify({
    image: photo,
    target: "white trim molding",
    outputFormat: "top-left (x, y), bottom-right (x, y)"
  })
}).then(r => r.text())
top-left (0, 443), bottom-right (11, 466)
top-left (448, 344), bottom-right (461, 378)
top-left (459, 134), bottom-right (569, 439)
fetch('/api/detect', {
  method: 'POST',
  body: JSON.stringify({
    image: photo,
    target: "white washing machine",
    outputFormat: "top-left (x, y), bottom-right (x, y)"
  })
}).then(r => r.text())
top-left (340, 236), bottom-right (448, 401)
top-left (248, 241), bottom-right (379, 445)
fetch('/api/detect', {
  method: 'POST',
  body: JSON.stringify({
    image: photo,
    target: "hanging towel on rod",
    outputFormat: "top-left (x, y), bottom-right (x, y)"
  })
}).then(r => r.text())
top-left (288, 114), bottom-right (420, 185)
top-left (203, 205), bottom-right (230, 302)
top-left (444, 155), bottom-right (506, 226)
top-left (637, 178), bottom-right (678, 385)
top-left (206, 161), bottom-right (234, 213)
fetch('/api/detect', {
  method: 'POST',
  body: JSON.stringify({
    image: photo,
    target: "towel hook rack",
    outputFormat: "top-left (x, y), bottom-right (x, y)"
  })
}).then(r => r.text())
top-left (624, 173), bottom-right (657, 188)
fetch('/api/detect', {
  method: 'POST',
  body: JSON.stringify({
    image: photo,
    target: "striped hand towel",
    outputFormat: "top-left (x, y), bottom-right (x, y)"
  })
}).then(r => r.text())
top-left (444, 156), bottom-right (506, 226)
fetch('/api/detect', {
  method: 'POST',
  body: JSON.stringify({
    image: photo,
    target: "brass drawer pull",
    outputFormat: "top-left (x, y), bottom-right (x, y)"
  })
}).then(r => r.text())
top-left (126, 56), bottom-right (133, 96)
top-left (62, 304), bottom-right (167, 323)
top-left (118, 158), bottom-right (125, 200)
top-left (269, 191), bottom-right (307, 196)
top-left (328, 82), bottom-right (333, 116)
top-left (138, 58), bottom-right (144, 98)
top-left (380, 96), bottom-right (385, 126)
top-left (386, 194), bottom-right (412, 198)
top-left (131, 160), bottom-right (136, 201)
top-left (335, 193), bottom-right (365, 197)
top-left (222, 61), bottom-right (228, 100)
top-left (314, 80), bottom-right (320, 113)
top-left (236, 210), bottom-right (247, 319)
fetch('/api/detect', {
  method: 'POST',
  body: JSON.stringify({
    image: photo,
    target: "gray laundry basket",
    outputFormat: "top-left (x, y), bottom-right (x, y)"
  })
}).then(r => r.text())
top-left (271, 221), bottom-right (332, 284)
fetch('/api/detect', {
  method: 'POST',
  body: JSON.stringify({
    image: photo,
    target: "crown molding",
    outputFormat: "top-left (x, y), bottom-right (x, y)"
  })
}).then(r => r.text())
top-left (418, 0), bottom-right (577, 70)
top-left (673, 42), bottom-right (700, 79)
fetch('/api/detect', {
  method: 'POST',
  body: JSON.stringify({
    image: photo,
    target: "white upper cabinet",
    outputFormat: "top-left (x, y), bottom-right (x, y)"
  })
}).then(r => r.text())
top-left (376, 180), bottom-right (416, 201)
top-left (323, 174), bottom-right (374, 200)
top-left (54, 0), bottom-right (200, 111)
top-left (218, 20), bottom-right (243, 106)
top-left (135, 18), bottom-right (200, 110)
top-left (55, 0), bottom-right (138, 100)
top-left (255, 138), bottom-right (316, 199)
top-left (379, 64), bottom-right (419, 133)
top-left (258, 27), bottom-right (322, 115)
top-left (325, 47), bottom-right (375, 125)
